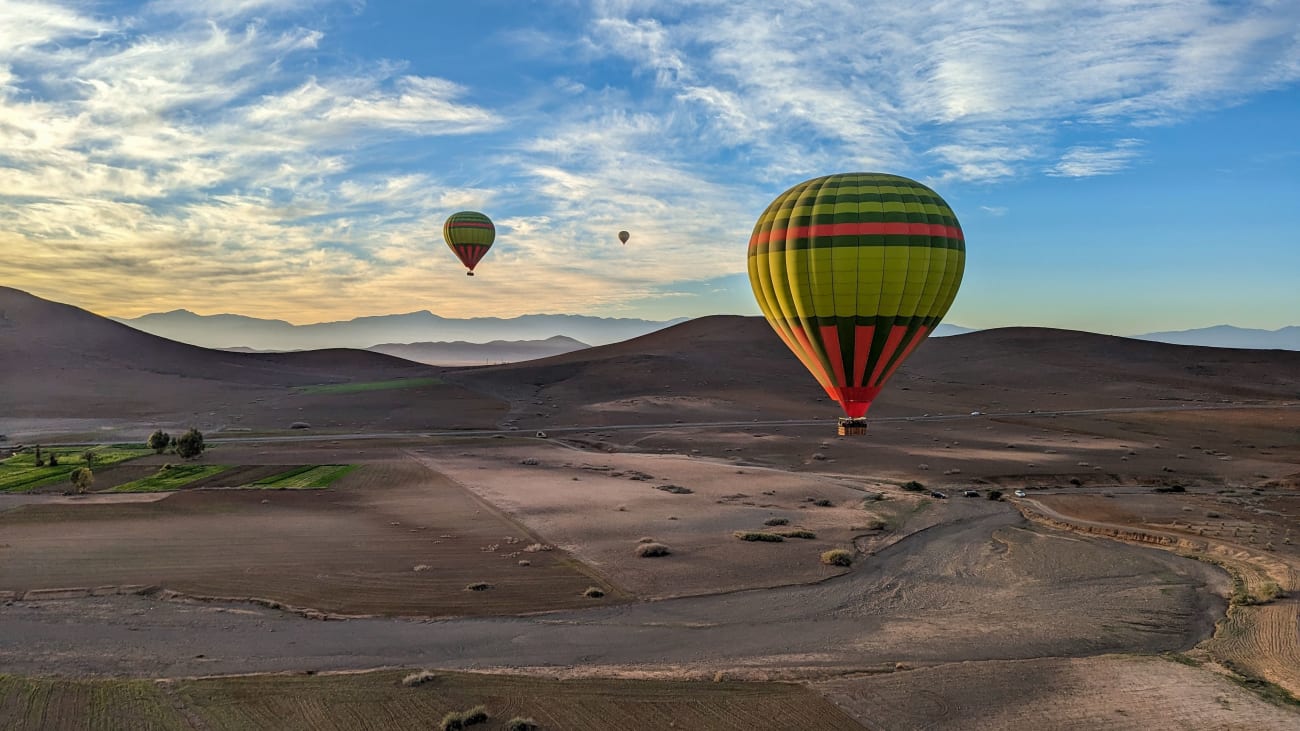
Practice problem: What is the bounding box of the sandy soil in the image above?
[0,490,1223,678]
[818,655,1300,730]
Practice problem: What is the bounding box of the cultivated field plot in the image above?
[0,459,621,616]
[252,464,358,488]
[0,446,151,493]
[0,675,184,731]
[816,655,1300,730]
[171,669,860,731]
[109,464,231,492]
[295,376,445,394]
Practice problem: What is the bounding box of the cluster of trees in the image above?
[148,428,205,460]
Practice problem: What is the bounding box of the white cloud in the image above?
[1047,139,1145,177]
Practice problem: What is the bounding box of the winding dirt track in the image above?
[0,499,1222,679]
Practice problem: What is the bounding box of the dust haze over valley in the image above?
[3,285,1300,730]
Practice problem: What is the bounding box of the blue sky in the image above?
[1,0,1298,334]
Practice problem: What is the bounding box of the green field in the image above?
[0,446,152,493]
[295,377,443,395]
[110,465,230,493]
[250,464,358,489]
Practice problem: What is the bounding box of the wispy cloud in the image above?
[1,1,1298,323]
[1047,139,1145,177]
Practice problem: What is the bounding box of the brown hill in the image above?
[0,287,504,438]
[448,315,1300,428]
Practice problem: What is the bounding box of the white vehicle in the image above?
[970,411,983,416]
[1014,489,1027,498]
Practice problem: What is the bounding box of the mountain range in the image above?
[112,309,688,351]
[1136,325,1300,351]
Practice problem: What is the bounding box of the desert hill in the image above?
[0,287,504,438]
[368,335,589,366]
[447,316,1300,427]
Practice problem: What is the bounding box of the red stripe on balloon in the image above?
[877,326,929,386]
[868,325,908,387]
[851,324,876,388]
[819,325,846,387]
[750,222,962,247]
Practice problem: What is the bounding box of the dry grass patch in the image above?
[635,542,671,557]
[821,549,854,566]
[402,671,437,688]
[763,517,790,526]
[733,531,783,542]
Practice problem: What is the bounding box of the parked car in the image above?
[930,490,948,499]
[1014,489,1027,498]
[970,411,983,416]
[963,490,979,497]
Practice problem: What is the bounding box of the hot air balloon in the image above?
[618,230,630,245]
[747,173,965,435]
[443,211,495,276]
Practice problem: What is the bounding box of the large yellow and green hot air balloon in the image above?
[747,173,965,433]
[443,211,495,276]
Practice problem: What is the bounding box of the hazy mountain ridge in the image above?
[113,309,687,350]
[368,336,589,366]
[1137,325,1300,350]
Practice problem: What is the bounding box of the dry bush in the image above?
[465,582,494,592]
[636,542,671,557]
[637,536,656,543]
[763,517,790,526]
[401,670,437,687]
[774,529,816,539]
[583,586,605,598]
[504,718,537,731]
[811,498,834,507]
[821,549,854,566]
[733,531,783,542]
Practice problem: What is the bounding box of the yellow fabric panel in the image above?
[913,245,951,319]
[831,245,859,317]
[877,247,912,318]
[806,245,836,318]
[897,245,931,318]
[855,245,885,317]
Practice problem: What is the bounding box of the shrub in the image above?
[440,708,489,731]
[401,670,437,687]
[654,484,693,494]
[465,582,494,591]
[901,480,925,492]
[856,518,888,531]
[174,428,205,460]
[70,467,94,494]
[147,430,171,454]
[81,450,97,467]
[635,542,671,557]
[1068,478,1082,486]
[1258,582,1286,603]
[811,498,833,507]
[504,719,538,731]
[763,517,790,526]
[47,452,59,466]
[733,531,783,542]
[583,586,605,598]
[637,536,655,543]
[986,490,1004,501]
[774,529,816,539]
[821,549,854,566]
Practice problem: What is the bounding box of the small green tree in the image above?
[47,451,59,466]
[174,428,205,460]
[33,445,43,467]
[70,467,94,494]
[147,430,171,454]
[81,450,96,468]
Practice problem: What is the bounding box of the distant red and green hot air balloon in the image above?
[747,173,965,434]
[443,211,495,276]
[618,230,630,245]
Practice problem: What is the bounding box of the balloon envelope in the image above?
[747,173,965,420]
[443,211,495,273]
[618,230,630,244]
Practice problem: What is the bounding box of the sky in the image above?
[1,0,1298,334]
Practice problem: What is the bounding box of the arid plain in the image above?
[2,285,1299,730]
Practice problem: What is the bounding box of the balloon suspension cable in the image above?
[837,417,869,436]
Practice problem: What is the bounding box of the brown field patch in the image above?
[173,669,859,731]
[817,655,1300,730]
[0,459,622,617]
[0,675,184,731]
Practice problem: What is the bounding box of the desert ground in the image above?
[2,287,1299,729]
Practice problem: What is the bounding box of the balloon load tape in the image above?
[837,417,869,436]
